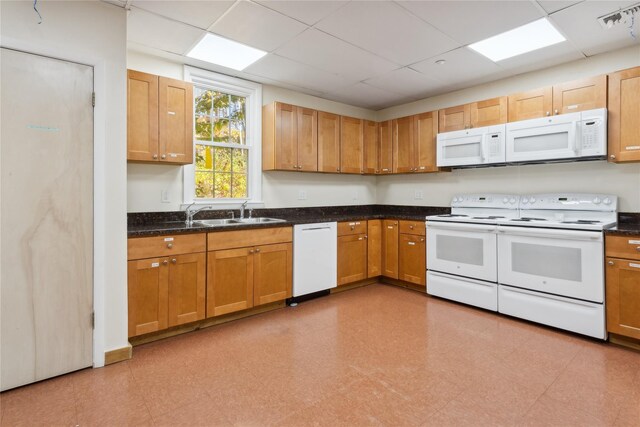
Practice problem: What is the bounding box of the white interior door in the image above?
[1,48,94,391]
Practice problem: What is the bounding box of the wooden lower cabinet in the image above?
[367,220,382,277]
[207,247,254,317]
[337,234,368,285]
[254,243,292,306]
[168,253,206,327]
[606,257,640,340]
[382,220,399,278]
[398,234,426,286]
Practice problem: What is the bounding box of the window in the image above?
[183,66,262,205]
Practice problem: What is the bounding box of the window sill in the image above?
[180,201,265,210]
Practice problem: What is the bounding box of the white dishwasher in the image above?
[293,222,337,297]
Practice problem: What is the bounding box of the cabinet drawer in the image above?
[606,235,640,261]
[399,220,426,236]
[208,227,292,251]
[337,220,367,236]
[128,234,206,260]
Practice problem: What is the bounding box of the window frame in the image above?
[183,66,263,207]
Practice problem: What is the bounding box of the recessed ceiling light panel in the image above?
[468,18,566,62]
[186,33,267,71]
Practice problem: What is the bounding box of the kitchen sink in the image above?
[230,217,286,224]
[193,218,238,226]
[194,217,286,227]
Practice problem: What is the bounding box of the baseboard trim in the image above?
[104,344,132,365]
[379,277,426,293]
[331,278,377,293]
[609,334,640,352]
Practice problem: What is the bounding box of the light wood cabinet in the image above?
[508,86,553,122]
[263,102,318,171]
[438,104,470,132]
[318,111,341,173]
[393,113,439,173]
[393,116,414,173]
[470,96,507,128]
[207,247,254,317]
[253,243,293,306]
[337,233,368,285]
[606,257,640,340]
[608,67,640,163]
[340,116,364,174]
[128,257,168,337]
[379,120,393,174]
[127,69,193,164]
[398,234,426,286]
[363,120,379,174]
[167,253,206,327]
[338,220,367,236]
[367,219,382,278]
[552,75,606,115]
[382,220,399,279]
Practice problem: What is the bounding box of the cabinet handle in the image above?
[364,235,368,239]
[161,154,166,159]
[610,155,616,160]
[420,238,425,242]
[171,258,177,264]
[249,249,254,254]
[636,247,640,252]
[546,111,550,116]
[153,154,158,159]
[554,109,559,115]
[255,248,260,253]
[375,169,379,173]
[608,261,614,266]
[162,260,168,265]
[350,225,355,230]
[167,243,173,249]
[298,165,302,170]
[409,225,414,229]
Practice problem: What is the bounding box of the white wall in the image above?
[127,50,377,211]
[1,1,128,363]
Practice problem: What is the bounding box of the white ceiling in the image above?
[119,0,640,110]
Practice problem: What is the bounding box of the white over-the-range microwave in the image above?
[436,108,607,167]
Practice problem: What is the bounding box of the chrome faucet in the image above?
[239,200,249,219]
[185,203,212,226]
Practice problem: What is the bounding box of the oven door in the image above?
[506,112,579,163]
[497,226,604,302]
[427,222,497,282]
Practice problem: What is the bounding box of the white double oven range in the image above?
[426,193,617,339]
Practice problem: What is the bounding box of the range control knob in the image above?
[503,197,509,204]
[593,197,601,204]
[509,197,516,204]
[603,197,612,205]
[522,198,529,204]
[529,197,536,204]
[453,197,459,203]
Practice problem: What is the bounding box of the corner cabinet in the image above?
[608,67,640,163]
[127,69,193,164]
[605,235,640,340]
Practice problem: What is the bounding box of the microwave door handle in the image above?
[573,121,580,153]
[480,133,488,162]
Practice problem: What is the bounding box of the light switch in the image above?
[161,189,170,203]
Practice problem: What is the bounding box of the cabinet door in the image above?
[608,67,640,163]
[207,248,254,317]
[297,107,318,171]
[552,75,606,115]
[340,116,364,174]
[438,104,470,132]
[167,253,206,327]
[158,76,193,164]
[379,120,393,174]
[127,70,158,162]
[382,220,399,279]
[414,111,438,173]
[606,258,640,339]
[470,96,507,127]
[254,243,292,306]
[392,116,414,173]
[367,219,382,278]
[128,258,168,337]
[318,111,341,172]
[399,234,426,286]
[508,87,553,122]
[274,102,298,170]
[363,120,379,174]
[337,234,368,285]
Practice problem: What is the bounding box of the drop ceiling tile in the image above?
[275,28,398,82]
[255,0,348,25]
[398,0,545,45]
[536,0,583,14]
[410,47,504,86]
[496,41,585,73]
[132,1,235,29]
[323,83,411,110]
[364,67,443,98]
[128,8,205,55]
[244,54,355,93]
[209,1,308,52]
[314,1,459,66]
[549,0,640,56]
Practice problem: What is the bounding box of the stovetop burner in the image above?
[510,217,547,222]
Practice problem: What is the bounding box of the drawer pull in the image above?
[166,243,173,249]
[608,261,614,266]
[171,258,177,264]
[409,225,414,229]
[162,260,168,265]
[255,248,261,253]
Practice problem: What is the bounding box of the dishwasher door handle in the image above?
[302,227,332,231]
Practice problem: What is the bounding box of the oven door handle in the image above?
[497,226,603,242]
[426,222,497,233]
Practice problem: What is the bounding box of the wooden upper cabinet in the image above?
[470,96,507,128]
[167,253,206,328]
[438,104,470,132]
[127,258,168,337]
[508,86,553,122]
[608,67,640,163]
[337,234,368,285]
[207,247,254,317]
[392,116,414,173]
[127,70,159,162]
[398,234,426,286]
[367,219,382,278]
[340,116,364,174]
[127,70,193,164]
[253,243,292,306]
[382,220,399,279]
[318,111,341,173]
[296,107,318,171]
[552,75,606,116]
[379,120,393,174]
[414,111,438,173]
[363,120,379,174]
[606,257,640,339]
[158,77,193,164]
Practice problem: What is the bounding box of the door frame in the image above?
[1,39,110,368]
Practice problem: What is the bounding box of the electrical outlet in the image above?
[414,190,424,200]
[298,190,307,200]
[161,189,170,203]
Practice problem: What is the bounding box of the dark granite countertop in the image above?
[605,213,640,236]
[128,205,450,237]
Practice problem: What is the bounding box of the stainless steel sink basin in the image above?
[193,218,238,226]
[230,217,286,224]
[194,217,286,227]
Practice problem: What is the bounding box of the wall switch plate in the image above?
[414,190,424,200]
[298,190,307,200]
[161,189,170,203]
